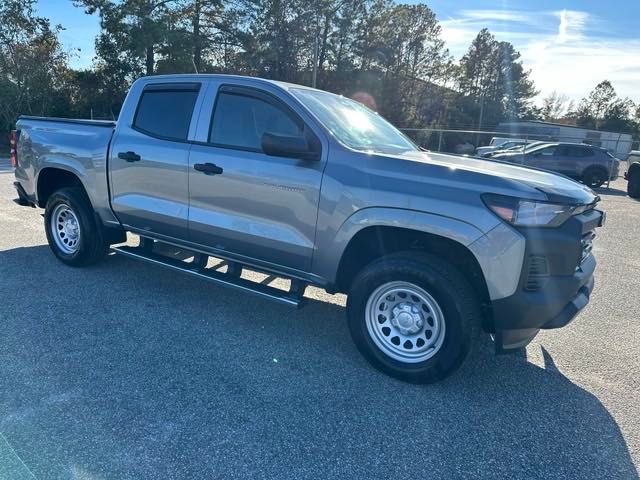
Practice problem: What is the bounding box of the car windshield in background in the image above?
[523,141,548,150]
[292,88,418,154]
[503,141,548,152]
[525,143,557,154]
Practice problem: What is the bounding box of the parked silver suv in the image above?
[492,142,620,188]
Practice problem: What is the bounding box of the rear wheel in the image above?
[582,167,607,189]
[44,187,109,267]
[627,169,640,198]
[347,252,481,383]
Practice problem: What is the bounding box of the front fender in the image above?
[313,207,489,285]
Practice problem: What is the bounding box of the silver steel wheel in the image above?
[50,203,81,254]
[365,281,446,363]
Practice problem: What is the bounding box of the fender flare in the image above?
[315,207,489,286]
[36,161,89,204]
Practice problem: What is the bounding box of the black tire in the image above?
[346,252,481,384]
[582,166,607,189]
[44,187,109,267]
[627,169,640,198]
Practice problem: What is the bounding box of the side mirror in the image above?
[261,132,319,161]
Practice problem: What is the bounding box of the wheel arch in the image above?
[326,208,492,312]
[37,167,126,245]
[583,163,609,177]
[36,167,88,208]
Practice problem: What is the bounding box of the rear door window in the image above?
[133,85,200,141]
[576,147,593,157]
[536,146,556,156]
[557,146,592,158]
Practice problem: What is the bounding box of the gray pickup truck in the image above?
[12,74,605,383]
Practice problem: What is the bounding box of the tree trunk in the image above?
[318,13,331,72]
[193,0,202,72]
[146,45,154,75]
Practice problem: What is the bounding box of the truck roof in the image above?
[138,73,316,92]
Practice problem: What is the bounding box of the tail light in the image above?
[9,130,17,167]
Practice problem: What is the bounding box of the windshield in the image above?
[291,88,419,154]
[523,141,547,151]
[526,143,557,154]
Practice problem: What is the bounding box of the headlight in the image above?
[482,194,579,227]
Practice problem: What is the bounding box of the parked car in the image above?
[492,142,620,188]
[476,138,527,157]
[484,141,549,158]
[625,150,640,198]
[454,141,475,155]
[12,74,604,383]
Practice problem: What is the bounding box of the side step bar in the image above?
[111,245,305,308]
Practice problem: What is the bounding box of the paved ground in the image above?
[1,157,638,479]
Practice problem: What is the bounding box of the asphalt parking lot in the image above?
[1,157,639,479]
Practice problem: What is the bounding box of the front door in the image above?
[110,82,202,239]
[525,145,559,172]
[187,85,325,272]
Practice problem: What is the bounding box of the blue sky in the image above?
[37,0,640,104]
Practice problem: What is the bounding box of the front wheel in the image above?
[44,187,109,267]
[582,167,607,189]
[347,252,481,383]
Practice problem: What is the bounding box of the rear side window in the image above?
[571,147,593,157]
[537,146,556,156]
[557,146,592,157]
[209,91,302,151]
[133,86,200,141]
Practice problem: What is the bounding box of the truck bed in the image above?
[14,115,118,226]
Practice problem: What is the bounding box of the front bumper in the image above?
[491,209,603,352]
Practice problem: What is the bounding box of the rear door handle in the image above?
[194,163,223,175]
[118,151,141,162]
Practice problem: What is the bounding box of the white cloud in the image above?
[556,10,588,43]
[439,9,640,104]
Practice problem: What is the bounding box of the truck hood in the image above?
[389,150,598,205]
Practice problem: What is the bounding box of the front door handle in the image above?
[194,163,223,175]
[118,151,141,162]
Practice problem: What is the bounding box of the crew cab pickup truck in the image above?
[12,74,605,383]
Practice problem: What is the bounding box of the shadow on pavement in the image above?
[594,186,629,197]
[0,245,637,479]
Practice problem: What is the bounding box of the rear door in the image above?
[187,83,326,272]
[556,145,594,177]
[109,82,203,239]
[524,145,558,171]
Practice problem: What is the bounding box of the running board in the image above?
[111,245,304,308]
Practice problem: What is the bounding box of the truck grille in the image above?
[524,255,549,291]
